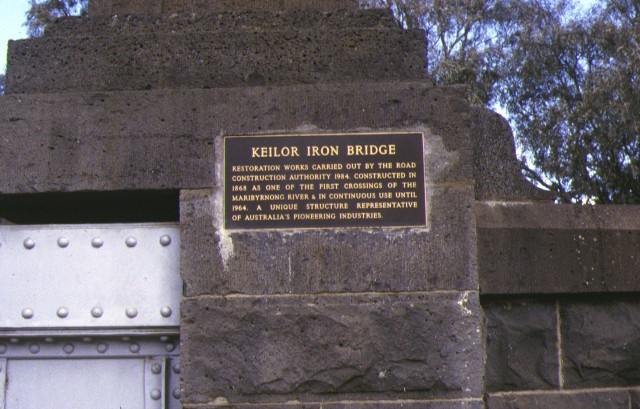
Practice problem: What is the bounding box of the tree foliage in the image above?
[361,0,506,105]
[362,0,640,203]
[498,0,640,203]
[25,0,87,37]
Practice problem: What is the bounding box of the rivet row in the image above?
[15,306,174,319]
[0,339,176,355]
[21,235,173,250]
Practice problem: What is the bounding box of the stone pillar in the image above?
[0,1,523,408]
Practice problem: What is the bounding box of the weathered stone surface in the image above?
[477,202,640,294]
[471,108,551,202]
[6,28,425,93]
[90,0,358,15]
[183,400,485,409]
[486,391,630,409]
[484,300,559,392]
[629,388,640,409]
[180,185,476,296]
[562,299,640,388]
[0,82,477,194]
[47,10,396,37]
[179,189,223,293]
[180,292,484,404]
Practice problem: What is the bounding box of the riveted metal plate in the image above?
[0,224,181,330]
[145,357,167,409]
[168,356,182,409]
[0,336,181,408]
[5,359,145,409]
[0,335,180,359]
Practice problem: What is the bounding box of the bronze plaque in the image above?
[224,133,426,230]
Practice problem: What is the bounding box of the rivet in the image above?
[44,337,55,343]
[122,336,131,342]
[165,342,176,352]
[125,236,137,248]
[82,337,93,343]
[22,308,34,319]
[91,306,103,318]
[172,388,181,399]
[125,308,138,318]
[91,238,104,248]
[63,343,75,354]
[23,238,35,249]
[29,343,40,354]
[129,343,140,353]
[172,362,180,374]
[57,307,69,318]
[159,235,172,246]
[0,344,7,354]
[150,389,162,401]
[160,306,172,318]
[9,338,20,344]
[57,237,69,248]
[159,336,169,342]
[96,343,109,354]
[151,363,162,374]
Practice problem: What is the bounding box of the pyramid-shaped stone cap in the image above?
[6,5,425,93]
[90,0,358,15]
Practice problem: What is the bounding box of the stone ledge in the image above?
[46,9,397,37]
[486,389,632,409]
[0,82,476,194]
[477,202,640,294]
[90,0,359,16]
[180,292,483,404]
[182,400,484,409]
[6,28,425,93]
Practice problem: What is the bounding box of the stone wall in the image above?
[479,203,640,408]
[1,1,489,408]
[2,1,639,408]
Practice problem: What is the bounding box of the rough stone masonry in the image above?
[1,1,491,407]
[5,0,640,408]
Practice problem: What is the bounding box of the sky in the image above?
[0,0,598,76]
[0,1,29,73]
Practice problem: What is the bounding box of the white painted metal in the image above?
[0,223,182,409]
[168,357,182,409]
[145,357,167,409]
[0,224,181,329]
[0,336,179,359]
[5,359,145,409]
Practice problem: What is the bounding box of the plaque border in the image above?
[223,131,427,231]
